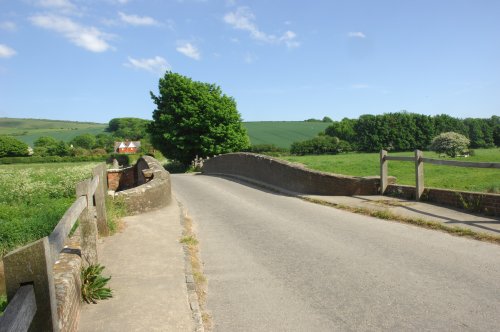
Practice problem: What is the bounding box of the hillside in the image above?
[243,121,330,148]
[0,118,107,146]
[0,118,330,148]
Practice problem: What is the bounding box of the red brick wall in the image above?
[386,184,500,216]
[107,166,136,191]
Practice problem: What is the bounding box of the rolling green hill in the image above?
[0,118,329,149]
[243,121,330,148]
[0,118,107,146]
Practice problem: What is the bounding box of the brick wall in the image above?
[107,166,136,191]
[386,184,500,216]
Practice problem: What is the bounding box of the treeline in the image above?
[319,113,499,153]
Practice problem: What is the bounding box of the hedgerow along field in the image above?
[282,148,500,193]
[0,117,107,146]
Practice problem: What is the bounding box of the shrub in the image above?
[290,136,351,155]
[430,132,470,157]
[248,144,288,153]
[0,136,29,158]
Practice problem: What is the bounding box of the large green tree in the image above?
[0,136,29,157]
[148,72,250,164]
[106,117,151,140]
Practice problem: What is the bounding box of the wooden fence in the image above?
[380,150,500,200]
[0,163,108,332]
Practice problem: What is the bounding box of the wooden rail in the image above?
[380,150,500,200]
[0,285,36,332]
[1,163,108,332]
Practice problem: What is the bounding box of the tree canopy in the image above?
[106,117,150,140]
[148,72,250,164]
[322,113,498,152]
[0,136,29,157]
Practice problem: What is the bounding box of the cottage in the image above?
[114,141,141,154]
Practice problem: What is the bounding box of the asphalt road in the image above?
[172,174,500,332]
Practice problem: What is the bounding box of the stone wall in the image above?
[113,156,172,214]
[53,236,82,332]
[386,184,500,216]
[202,153,393,195]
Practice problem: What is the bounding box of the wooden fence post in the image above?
[77,179,98,266]
[380,150,388,195]
[92,163,109,236]
[3,237,59,331]
[415,149,424,200]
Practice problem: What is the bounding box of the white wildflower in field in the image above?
[0,163,99,203]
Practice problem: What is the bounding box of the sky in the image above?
[0,0,499,124]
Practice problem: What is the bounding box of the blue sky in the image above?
[0,0,499,123]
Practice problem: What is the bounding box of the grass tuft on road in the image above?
[180,212,212,331]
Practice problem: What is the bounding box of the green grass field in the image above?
[282,149,500,193]
[0,118,107,146]
[243,121,331,148]
[0,162,98,258]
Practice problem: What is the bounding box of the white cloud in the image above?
[244,52,257,64]
[224,7,299,48]
[0,21,17,31]
[118,12,160,26]
[0,44,17,58]
[348,31,366,38]
[38,0,76,12]
[29,14,113,52]
[280,30,300,48]
[176,42,201,60]
[125,56,170,74]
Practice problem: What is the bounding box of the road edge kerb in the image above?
[177,200,205,332]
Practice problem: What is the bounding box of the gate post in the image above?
[415,149,424,200]
[380,150,388,194]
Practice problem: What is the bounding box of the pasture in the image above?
[243,121,330,148]
[0,117,107,146]
[282,149,500,193]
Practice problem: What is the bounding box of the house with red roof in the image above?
[114,141,141,154]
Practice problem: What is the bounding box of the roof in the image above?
[114,141,141,150]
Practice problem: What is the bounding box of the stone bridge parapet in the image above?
[202,152,393,195]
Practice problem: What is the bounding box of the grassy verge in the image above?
[302,197,500,245]
[282,148,500,193]
[105,196,127,235]
[180,212,212,331]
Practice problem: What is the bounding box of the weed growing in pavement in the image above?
[81,264,113,304]
[180,235,199,246]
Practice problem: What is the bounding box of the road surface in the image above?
[172,174,500,331]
